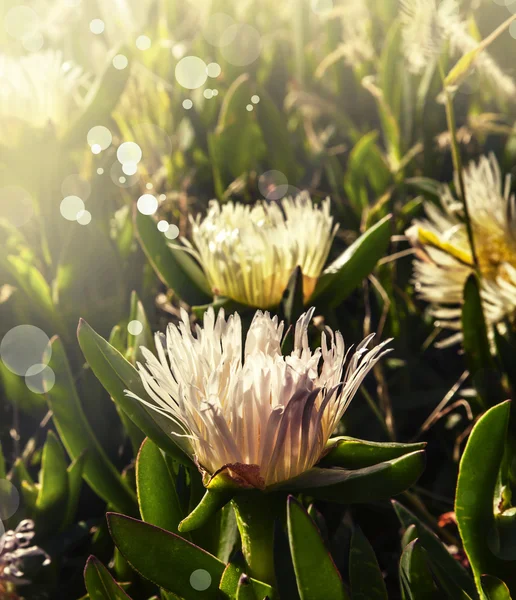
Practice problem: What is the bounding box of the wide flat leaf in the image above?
[107,513,226,600]
[349,528,387,600]
[275,451,425,503]
[77,319,193,466]
[321,437,426,469]
[136,438,186,535]
[46,336,137,515]
[35,431,69,534]
[312,215,392,307]
[84,555,133,600]
[455,401,514,594]
[135,211,211,306]
[287,496,349,600]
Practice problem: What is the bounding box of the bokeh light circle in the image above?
[311,0,334,14]
[136,35,151,50]
[183,99,193,110]
[25,364,56,394]
[0,325,51,376]
[137,194,158,215]
[117,142,142,165]
[113,54,129,70]
[90,18,105,34]
[220,24,262,66]
[202,12,235,47]
[110,162,140,188]
[0,480,19,520]
[127,320,143,335]
[87,126,112,151]
[4,6,39,40]
[258,170,289,200]
[22,32,44,52]
[206,62,221,78]
[0,185,34,228]
[165,224,180,240]
[60,196,85,221]
[190,569,212,591]
[77,210,92,225]
[122,162,138,176]
[157,220,169,232]
[175,56,208,89]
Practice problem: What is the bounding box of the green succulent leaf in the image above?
[179,488,233,534]
[107,513,226,600]
[46,336,137,515]
[481,575,512,600]
[84,555,133,600]
[399,539,440,599]
[321,437,426,469]
[136,438,187,536]
[456,400,514,595]
[135,211,211,306]
[287,496,349,600]
[349,528,388,600]
[77,319,193,466]
[312,215,392,307]
[62,451,86,530]
[126,291,154,364]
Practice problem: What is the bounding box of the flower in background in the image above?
[126,307,390,488]
[400,0,516,100]
[0,520,50,592]
[407,154,516,343]
[187,193,338,308]
[0,50,90,135]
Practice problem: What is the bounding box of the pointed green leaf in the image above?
[312,215,392,307]
[237,575,258,600]
[456,401,515,594]
[481,575,512,600]
[126,291,154,364]
[399,539,440,599]
[135,211,211,306]
[321,437,426,469]
[46,336,137,515]
[84,555,133,600]
[350,528,388,600]
[77,319,193,466]
[136,438,186,535]
[107,513,226,600]
[62,451,86,530]
[287,496,349,600]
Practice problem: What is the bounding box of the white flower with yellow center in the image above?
[187,194,338,309]
[126,308,390,488]
[407,154,516,341]
[0,50,89,134]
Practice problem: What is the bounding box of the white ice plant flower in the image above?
[126,308,390,489]
[407,154,516,343]
[0,520,50,590]
[0,50,90,134]
[187,193,338,309]
[400,0,516,100]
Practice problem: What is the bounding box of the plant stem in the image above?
[231,492,284,587]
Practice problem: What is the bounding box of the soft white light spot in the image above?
[25,364,55,394]
[0,185,33,228]
[258,170,289,200]
[159,194,167,201]
[136,35,151,50]
[204,89,214,99]
[60,195,85,221]
[311,0,334,14]
[122,162,138,176]
[91,144,102,154]
[119,176,126,184]
[22,32,44,52]
[182,99,193,110]
[128,320,143,336]
[146,182,153,190]
[246,104,253,111]
[175,56,208,89]
[190,569,212,591]
[77,209,92,225]
[87,125,112,151]
[202,12,235,47]
[0,480,20,521]
[4,6,39,40]
[117,142,142,165]
[165,224,179,239]
[220,24,261,66]
[157,220,169,232]
[0,325,51,376]
[206,62,221,78]
[251,95,260,104]
[90,18,105,34]
[97,168,104,175]
[113,54,128,70]
[172,43,186,59]
[137,194,158,215]
[212,89,219,96]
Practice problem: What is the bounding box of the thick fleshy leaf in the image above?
[126,291,154,364]
[46,336,137,515]
[107,513,226,600]
[179,489,233,533]
[236,575,258,600]
[456,400,514,594]
[0,361,47,417]
[84,555,133,600]
[77,319,193,466]
[392,501,476,599]
[135,211,211,306]
[461,274,503,407]
[219,563,275,600]
[399,539,440,599]
[136,438,186,536]
[34,431,69,534]
[62,451,86,530]
[349,528,387,600]
[481,575,512,600]
[287,496,349,600]
[312,215,392,307]
[321,437,426,469]
[275,451,425,503]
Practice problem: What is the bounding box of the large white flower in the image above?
[187,194,338,309]
[126,308,389,488]
[407,154,516,339]
[0,50,89,133]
